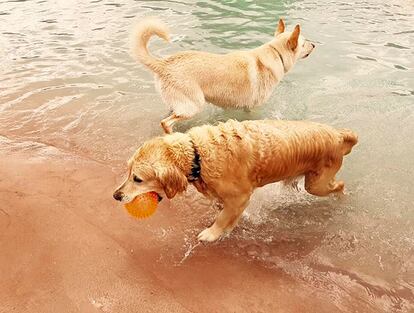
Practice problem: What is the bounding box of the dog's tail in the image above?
[339,129,358,155]
[131,17,170,74]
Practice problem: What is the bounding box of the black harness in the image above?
[187,140,201,182]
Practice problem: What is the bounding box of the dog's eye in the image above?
[133,175,143,183]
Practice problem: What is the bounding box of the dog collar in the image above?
[270,45,287,73]
[188,140,201,182]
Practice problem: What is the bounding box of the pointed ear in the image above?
[275,18,285,36]
[156,166,188,199]
[288,25,300,50]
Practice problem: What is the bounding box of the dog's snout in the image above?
[113,190,124,201]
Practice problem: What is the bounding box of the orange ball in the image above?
[124,192,160,219]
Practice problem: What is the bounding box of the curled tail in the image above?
[131,17,170,74]
[339,129,358,155]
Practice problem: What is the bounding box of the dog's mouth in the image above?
[123,192,163,204]
[155,193,163,202]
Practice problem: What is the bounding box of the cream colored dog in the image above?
[132,18,315,133]
[113,120,357,242]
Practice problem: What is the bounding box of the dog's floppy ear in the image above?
[275,18,285,36]
[287,25,300,50]
[156,166,188,199]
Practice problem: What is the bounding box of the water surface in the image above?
[0,0,413,312]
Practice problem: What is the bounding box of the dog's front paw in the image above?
[160,121,173,134]
[197,226,223,242]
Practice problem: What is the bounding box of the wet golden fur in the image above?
[131,18,315,133]
[113,120,358,242]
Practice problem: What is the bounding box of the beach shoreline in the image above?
[0,136,354,313]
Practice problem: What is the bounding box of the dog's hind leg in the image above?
[304,159,344,196]
[159,82,205,133]
[160,94,204,134]
[160,113,184,134]
[160,106,202,134]
[198,195,250,242]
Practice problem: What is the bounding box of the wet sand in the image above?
[0,136,350,313]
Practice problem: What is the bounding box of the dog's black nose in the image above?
[311,43,315,48]
[113,190,124,201]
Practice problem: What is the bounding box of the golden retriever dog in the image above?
[132,18,315,133]
[113,119,358,242]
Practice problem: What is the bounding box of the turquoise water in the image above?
[0,0,413,312]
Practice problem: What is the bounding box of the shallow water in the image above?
[1,0,413,312]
